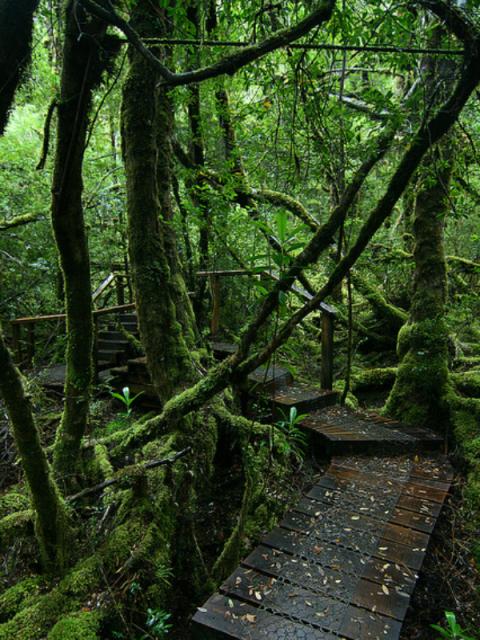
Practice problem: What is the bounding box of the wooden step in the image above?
[247,364,294,394]
[210,341,237,360]
[267,382,339,418]
[97,330,127,341]
[97,338,129,350]
[301,406,442,454]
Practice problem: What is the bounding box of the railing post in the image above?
[11,323,21,364]
[93,315,99,384]
[27,323,35,369]
[115,274,125,306]
[320,306,335,390]
[210,274,221,338]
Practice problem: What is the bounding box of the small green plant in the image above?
[275,406,309,462]
[142,608,172,638]
[431,611,476,640]
[110,386,143,417]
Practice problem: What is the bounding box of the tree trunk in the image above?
[0,0,39,134]
[52,1,117,479]
[385,142,453,428]
[0,331,68,572]
[121,3,198,403]
[385,23,455,430]
[0,0,67,574]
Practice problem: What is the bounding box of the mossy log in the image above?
[351,367,397,391]
[0,212,43,231]
[351,271,408,331]
[452,371,480,398]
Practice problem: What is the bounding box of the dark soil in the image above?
[400,473,480,639]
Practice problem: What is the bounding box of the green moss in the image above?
[0,509,32,550]
[47,610,101,640]
[452,371,480,397]
[0,577,44,622]
[0,489,30,519]
[351,367,397,391]
[385,319,450,428]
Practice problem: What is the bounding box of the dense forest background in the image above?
[0,0,479,638]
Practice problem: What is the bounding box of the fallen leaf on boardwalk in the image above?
[245,614,257,623]
[382,585,390,595]
[254,591,262,601]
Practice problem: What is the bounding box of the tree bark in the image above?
[52,1,118,478]
[0,331,68,572]
[0,0,39,134]
[121,3,198,403]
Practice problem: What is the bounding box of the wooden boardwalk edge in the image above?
[192,454,452,640]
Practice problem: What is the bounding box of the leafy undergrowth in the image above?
[400,475,480,639]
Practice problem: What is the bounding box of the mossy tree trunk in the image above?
[385,23,456,430]
[121,2,198,403]
[0,0,39,134]
[0,0,68,575]
[385,144,453,428]
[52,2,117,479]
[0,332,68,572]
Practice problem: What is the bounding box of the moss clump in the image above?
[385,318,450,428]
[0,509,32,550]
[47,610,101,640]
[351,367,397,391]
[452,371,480,398]
[0,577,44,622]
[451,398,480,563]
[0,489,30,519]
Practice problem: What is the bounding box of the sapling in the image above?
[110,386,143,417]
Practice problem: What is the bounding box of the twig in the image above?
[68,447,192,502]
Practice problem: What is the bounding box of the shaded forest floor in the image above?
[1,373,479,638]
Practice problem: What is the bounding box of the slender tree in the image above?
[0,0,68,573]
[52,1,119,479]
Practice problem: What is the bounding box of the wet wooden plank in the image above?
[319,470,449,504]
[221,567,402,640]
[192,593,336,639]
[293,497,431,545]
[262,527,417,595]
[279,512,427,571]
[242,545,410,621]
[303,486,435,533]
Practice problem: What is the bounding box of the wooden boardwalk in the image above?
[300,406,443,453]
[193,454,452,639]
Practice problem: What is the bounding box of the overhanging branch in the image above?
[78,0,335,86]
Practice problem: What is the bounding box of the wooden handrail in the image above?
[92,273,115,303]
[11,302,136,326]
[198,268,336,390]
[196,268,337,316]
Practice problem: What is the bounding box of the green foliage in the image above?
[431,611,476,640]
[275,406,308,463]
[143,609,173,638]
[110,386,143,417]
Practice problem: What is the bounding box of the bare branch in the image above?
[78,0,335,86]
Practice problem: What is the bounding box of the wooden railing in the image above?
[10,302,135,368]
[197,269,337,390]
